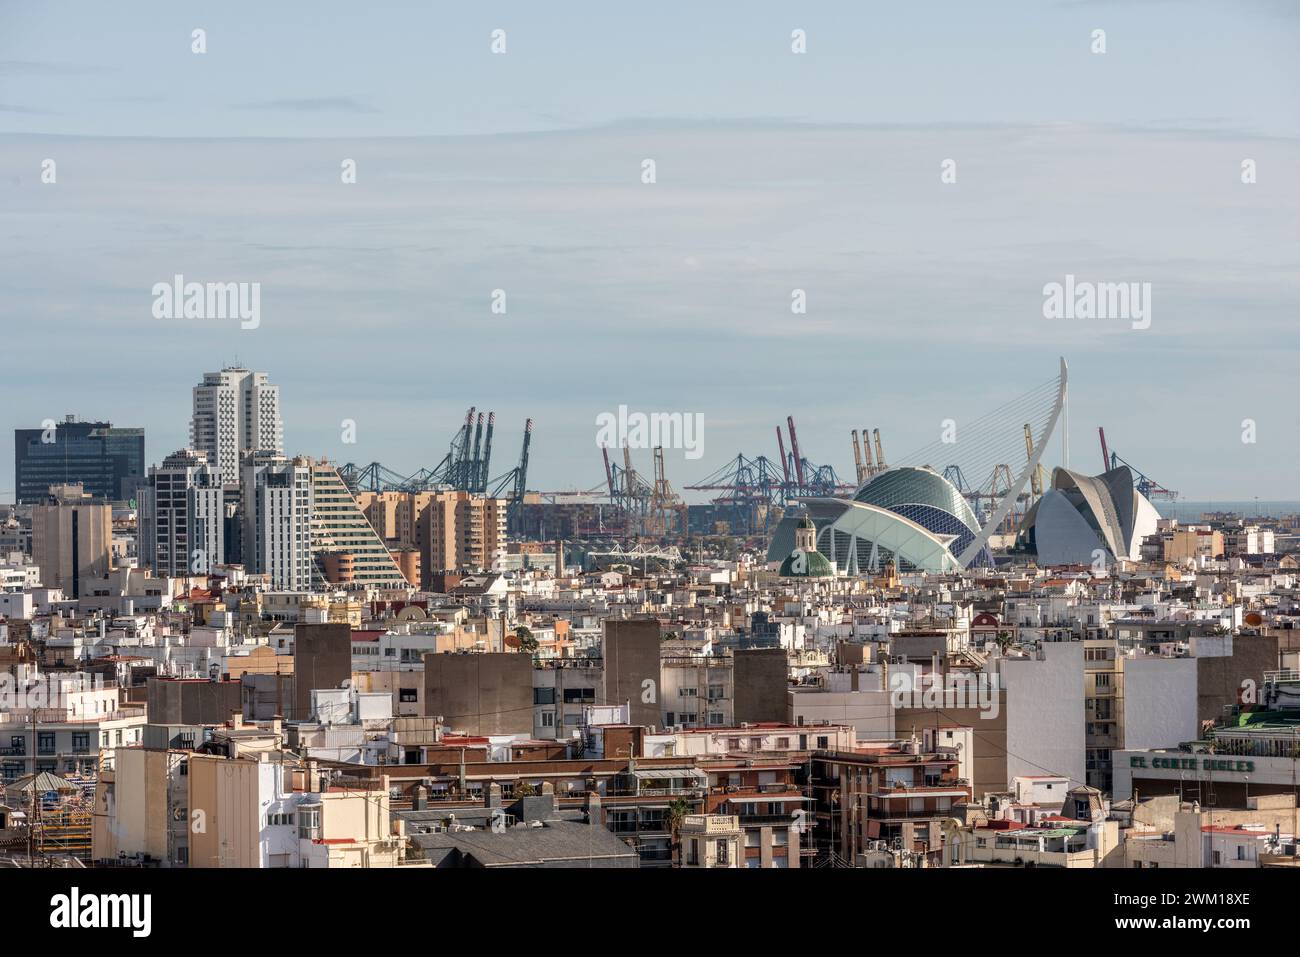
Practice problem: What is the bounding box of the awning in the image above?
[631,768,708,783]
[722,793,807,803]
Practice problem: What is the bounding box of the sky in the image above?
[1,0,1298,502]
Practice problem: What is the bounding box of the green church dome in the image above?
[779,546,835,578]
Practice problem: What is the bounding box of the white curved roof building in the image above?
[1017,465,1160,565]
[767,466,982,574]
[765,358,1071,575]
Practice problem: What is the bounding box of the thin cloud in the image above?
[0,59,111,76]
[234,96,380,115]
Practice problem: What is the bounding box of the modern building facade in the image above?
[14,415,144,504]
[190,367,283,486]
[309,461,407,590]
[241,452,313,591]
[138,449,225,577]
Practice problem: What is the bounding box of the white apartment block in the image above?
[139,448,225,577]
[190,367,284,485]
[0,673,147,781]
[1225,526,1275,556]
[242,452,314,592]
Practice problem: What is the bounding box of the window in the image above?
[708,684,725,701]
[562,687,594,704]
[816,736,829,749]
[540,711,555,728]
[72,733,90,754]
[9,736,23,756]
[399,688,418,703]
[38,732,55,755]
[678,687,697,698]
[297,806,321,840]
[716,840,729,865]
[534,687,556,705]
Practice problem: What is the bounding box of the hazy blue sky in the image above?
[2,0,1298,501]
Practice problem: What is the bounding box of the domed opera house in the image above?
[1015,465,1160,566]
[767,466,986,575]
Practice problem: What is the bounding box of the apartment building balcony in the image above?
[633,786,707,798]
[606,815,671,836]
[870,809,958,824]
[737,812,798,826]
[0,706,146,727]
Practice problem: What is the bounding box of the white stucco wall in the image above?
[1001,642,1086,789]
[1122,655,1199,751]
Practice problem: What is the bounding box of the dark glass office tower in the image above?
[14,415,145,503]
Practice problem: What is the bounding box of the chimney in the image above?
[413,785,428,811]
[486,782,503,809]
[585,790,602,826]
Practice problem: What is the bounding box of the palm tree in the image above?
[666,797,692,866]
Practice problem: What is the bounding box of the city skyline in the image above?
[3,2,1299,500]
[2,0,1299,903]
[1,355,1295,506]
